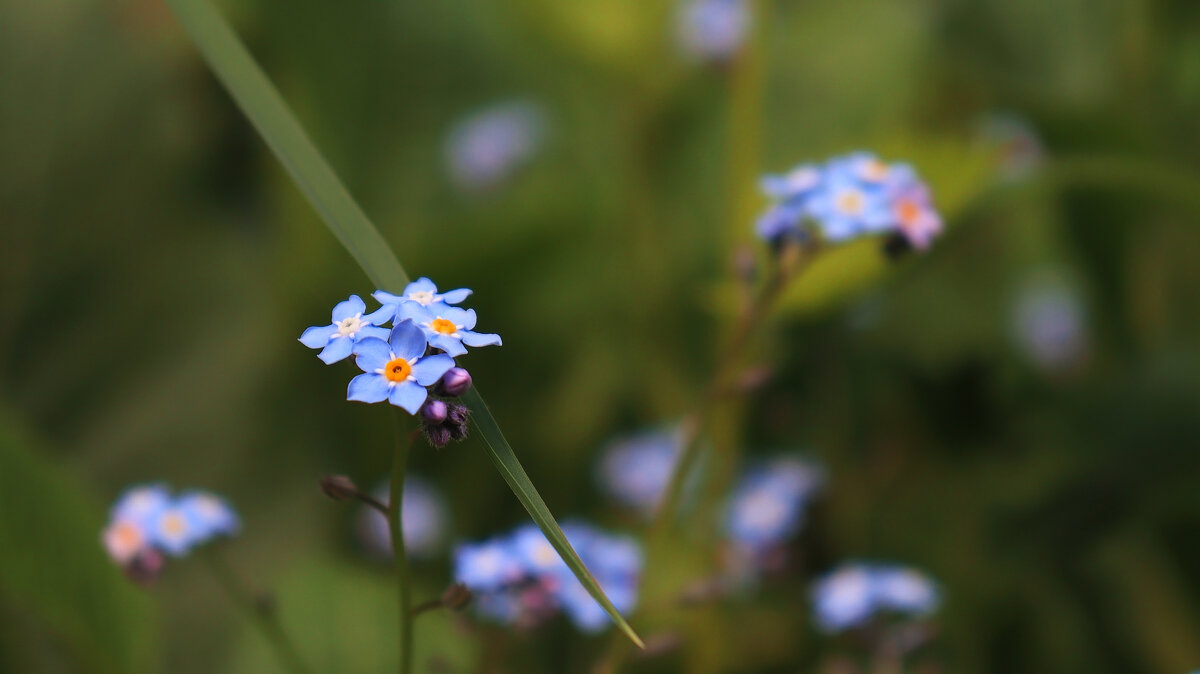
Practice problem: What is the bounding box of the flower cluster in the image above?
[723,457,824,572]
[300,278,500,444]
[357,476,448,560]
[677,0,749,63]
[756,151,943,252]
[810,562,939,633]
[596,428,683,518]
[454,522,642,633]
[445,101,545,192]
[101,484,239,582]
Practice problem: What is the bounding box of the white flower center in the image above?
[336,314,366,337]
[408,290,436,306]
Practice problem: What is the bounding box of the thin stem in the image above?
[389,412,414,674]
[202,549,313,674]
[410,598,444,617]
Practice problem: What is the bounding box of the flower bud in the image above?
[124,548,166,586]
[440,582,473,612]
[421,399,448,424]
[437,367,472,397]
[424,424,453,449]
[882,232,912,260]
[319,475,360,502]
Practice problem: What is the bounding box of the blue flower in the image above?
[725,457,824,554]
[445,101,545,192]
[396,303,501,358]
[756,151,943,250]
[347,321,455,414]
[177,491,240,539]
[111,484,171,528]
[1011,275,1088,372]
[596,429,682,517]
[147,502,208,557]
[811,562,939,633]
[677,0,749,62]
[299,295,391,364]
[358,477,447,559]
[372,277,473,315]
[455,538,524,592]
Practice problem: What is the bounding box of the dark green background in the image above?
[4,0,1200,671]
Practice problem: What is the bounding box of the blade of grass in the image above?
[162,0,643,648]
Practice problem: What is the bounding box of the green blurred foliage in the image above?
[4,0,1200,671]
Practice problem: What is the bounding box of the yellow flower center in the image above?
[836,190,864,215]
[430,318,458,335]
[384,358,413,383]
[161,513,187,537]
[896,199,921,225]
[114,521,142,548]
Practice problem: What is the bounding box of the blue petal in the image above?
[430,335,467,357]
[412,354,455,386]
[389,320,428,360]
[355,325,391,342]
[353,338,392,372]
[460,331,502,348]
[397,302,433,324]
[348,373,390,403]
[373,290,404,305]
[299,324,337,349]
[332,295,366,321]
[318,336,354,364]
[389,381,428,414]
[439,288,472,305]
[404,277,437,295]
[440,306,477,330]
[363,305,396,325]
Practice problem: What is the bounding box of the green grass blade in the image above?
[162,0,644,647]
[463,388,646,648]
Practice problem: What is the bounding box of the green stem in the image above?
[203,550,313,674]
[389,413,414,674]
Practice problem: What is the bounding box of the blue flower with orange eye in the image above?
[177,491,240,539]
[396,303,501,357]
[299,295,392,364]
[347,320,455,414]
[373,277,473,316]
[806,169,892,241]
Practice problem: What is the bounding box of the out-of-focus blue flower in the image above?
[725,457,824,555]
[103,485,241,569]
[454,522,642,633]
[396,303,502,358]
[756,151,942,251]
[677,0,749,62]
[372,277,472,315]
[347,321,455,414]
[455,538,524,592]
[596,429,682,517]
[358,476,448,559]
[177,491,240,539]
[299,295,392,364]
[445,101,545,192]
[1011,276,1088,372]
[811,562,939,633]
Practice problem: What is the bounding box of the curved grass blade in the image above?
[161,0,644,647]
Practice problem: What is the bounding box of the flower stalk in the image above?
[389,412,415,674]
[202,549,312,674]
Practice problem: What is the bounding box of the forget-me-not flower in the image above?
[373,277,472,314]
[176,491,240,539]
[102,485,240,573]
[455,538,524,592]
[299,295,391,364]
[347,321,456,414]
[396,303,502,358]
[445,101,545,192]
[811,562,939,633]
[1011,275,1088,372]
[725,456,824,555]
[677,0,749,62]
[596,428,683,517]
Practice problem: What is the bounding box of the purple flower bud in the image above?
[438,367,472,397]
[421,399,449,425]
[319,475,360,502]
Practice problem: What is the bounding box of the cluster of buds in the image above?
[299,277,501,448]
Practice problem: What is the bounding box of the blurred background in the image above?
[4,0,1200,672]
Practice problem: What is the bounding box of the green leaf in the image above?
[0,406,153,673]
[161,0,643,648]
